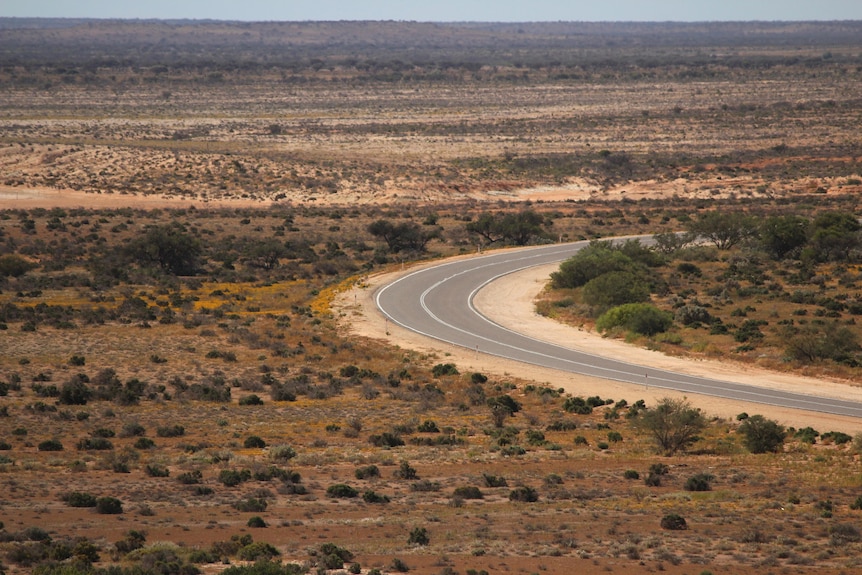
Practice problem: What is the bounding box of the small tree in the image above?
[635,397,706,455]
[738,415,786,453]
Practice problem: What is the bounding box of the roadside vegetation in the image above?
[540,204,862,380]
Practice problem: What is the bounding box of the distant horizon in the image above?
[3,0,862,24]
[3,16,862,24]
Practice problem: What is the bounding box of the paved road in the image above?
[375,240,862,418]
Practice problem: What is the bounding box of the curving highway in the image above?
[375,240,862,418]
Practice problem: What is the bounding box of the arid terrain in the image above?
[1,18,862,575]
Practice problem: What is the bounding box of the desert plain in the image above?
[1,18,862,575]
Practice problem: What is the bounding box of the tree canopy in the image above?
[126,223,202,275]
[687,211,757,250]
[466,210,550,246]
[738,414,786,453]
[635,397,706,455]
[368,219,440,253]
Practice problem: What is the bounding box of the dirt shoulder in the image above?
[337,256,862,433]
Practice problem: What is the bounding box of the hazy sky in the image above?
[3,0,862,22]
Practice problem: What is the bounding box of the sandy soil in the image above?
[337,254,862,433]
[0,186,271,210]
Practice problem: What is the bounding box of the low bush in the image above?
[453,486,484,499]
[134,437,156,449]
[77,437,113,450]
[156,425,185,438]
[370,432,405,447]
[326,484,359,498]
[431,363,459,377]
[244,435,267,448]
[120,422,146,437]
[247,516,267,528]
[63,491,97,507]
[237,542,280,561]
[38,439,63,451]
[362,490,390,503]
[146,464,170,477]
[596,303,673,336]
[269,444,297,461]
[177,470,203,484]
[407,527,430,546]
[394,461,418,480]
[234,498,268,512]
[660,514,687,530]
[684,473,715,492]
[95,496,123,514]
[219,469,252,487]
[509,486,539,502]
[482,473,507,487]
[239,394,264,406]
[355,464,380,480]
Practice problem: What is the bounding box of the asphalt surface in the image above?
[375,240,862,418]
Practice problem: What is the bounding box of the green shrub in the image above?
[269,444,297,461]
[177,470,202,484]
[453,486,484,499]
[563,396,592,414]
[608,431,623,442]
[431,363,459,377]
[624,470,640,480]
[583,270,650,310]
[219,468,252,487]
[234,498,268,512]
[739,415,787,453]
[821,431,853,445]
[362,490,390,503]
[684,473,714,492]
[120,422,146,437]
[327,484,358,498]
[394,461,418,480]
[244,436,267,448]
[407,527,429,546]
[390,557,410,572]
[355,465,380,480]
[410,480,441,492]
[63,491,97,507]
[146,464,170,477]
[134,437,156,449]
[239,394,264,406]
[482,473,507,487]
[156,425,185,438]
[38,439,63,451]
[660,514,687,530]
[417,420,440,433]
[77,437,113,450]
[509,486,539,502]
[95,496,123,514]
[369,432,404,447]
[596,303,673,336]
[247,516,267,528]
[237,542,280,561]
